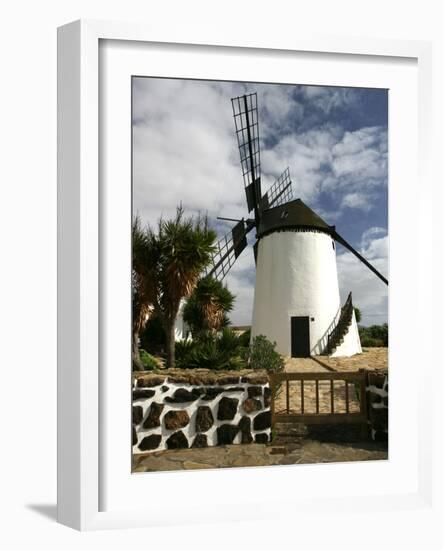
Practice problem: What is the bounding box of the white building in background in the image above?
[142,300,191,342]
[174,300,191,341]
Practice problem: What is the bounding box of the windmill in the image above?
[205,93,388,358]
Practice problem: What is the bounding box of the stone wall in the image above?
[366,369,388,441]
[132,370,271,453]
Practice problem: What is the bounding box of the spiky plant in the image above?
[132,216,158,370]
[149,207,216,368]
[183,276,235,337]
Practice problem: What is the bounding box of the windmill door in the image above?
[291,316,310,358]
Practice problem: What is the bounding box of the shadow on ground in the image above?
[26,504,57,522]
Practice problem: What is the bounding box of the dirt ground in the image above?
[302,347,388,373]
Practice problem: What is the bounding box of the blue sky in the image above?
[133,78,388,326]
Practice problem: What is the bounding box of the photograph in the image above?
[131,77,389,473]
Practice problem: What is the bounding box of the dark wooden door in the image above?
[291,316,310,358]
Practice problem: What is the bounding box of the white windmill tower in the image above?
[205,93,388,358]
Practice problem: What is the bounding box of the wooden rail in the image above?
[270,369,368,436]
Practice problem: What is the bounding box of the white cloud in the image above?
[301,86,360,115]
[341,192,372,211]
[337,227,388,326]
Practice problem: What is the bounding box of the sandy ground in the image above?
[307,347,388,372]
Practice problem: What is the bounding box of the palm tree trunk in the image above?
[132,329,144,371]
[165,320,176,369]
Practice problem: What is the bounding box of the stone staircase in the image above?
[326,292,354,355]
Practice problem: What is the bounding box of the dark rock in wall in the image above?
[238,416,252,444]
[263,387,271,407]
[255,433,269,444]
[138,433,162,451]
[238,416,251,431]
[247,386,263,398]
[373,430,388,443]
[253,411,271,431]
[241,375,268,384]
[142,402,164,429]
[217,396,239,420]
[217,424,239,445]
[165,388,199,403]
[243,398,262,413]
[217,376,241,385]
[190,387,205,396]
[368,393,385,409]
[137,376,165,388]
[133,389,155,401]
[369,408,388,431]
[195,406,214,432]
[192,433,208,448]
[132,424,138,446]
[201,387,224,401]
[161,385,169,392]
[367,372,387,388]
[225,386,245,392]
[166,430,189,449]
[163,410,190,430]
[132,405,143,425]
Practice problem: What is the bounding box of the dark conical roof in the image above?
[256,199,335,239]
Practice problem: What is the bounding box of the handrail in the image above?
[326,292,354,354]
[270,370,366,382]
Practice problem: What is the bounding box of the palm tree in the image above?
[183,276,235,337]
[133,207,216,369]
[132,217,158,370]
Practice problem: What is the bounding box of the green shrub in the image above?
[139,349,158,371]
[358,323,388,347]
[175,339,198,365]
[175,329,248,370]
[360,335,384,348]
[237,328,251,348]
[249,335,284,373]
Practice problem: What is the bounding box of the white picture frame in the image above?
[57,19,433,531]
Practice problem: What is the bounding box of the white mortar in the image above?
[133,379,270,453]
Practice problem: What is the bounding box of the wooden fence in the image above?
[269,369,368,436]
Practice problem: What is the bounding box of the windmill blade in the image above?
[260,167,293,210]
[232,93,261,215]
[205,219,255,281]
[333,231,388,286]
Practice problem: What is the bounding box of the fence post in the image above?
[359,369,369,440]
[270,375,275,441]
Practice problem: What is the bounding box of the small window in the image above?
[332,241,335,250]
[281,210,289,219]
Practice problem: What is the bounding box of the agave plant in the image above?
[175,328,248,370]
